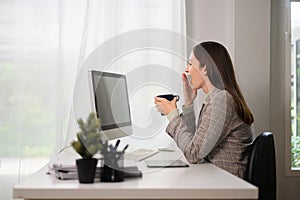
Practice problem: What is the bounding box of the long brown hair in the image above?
[193,41,254,124]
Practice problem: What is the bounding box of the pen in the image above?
[114,139,120,150]
[109,144,115,153]
[122,144,129,153]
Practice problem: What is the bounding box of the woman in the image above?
[154,41,254,179]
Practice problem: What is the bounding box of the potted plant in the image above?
[71,112,103,183]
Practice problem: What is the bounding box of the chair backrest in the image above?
[246,132,277,200]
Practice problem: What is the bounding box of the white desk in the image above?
[13,161,258,200]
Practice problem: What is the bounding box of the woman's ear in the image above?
[202,65,208,75]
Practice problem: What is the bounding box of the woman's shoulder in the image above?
[211,88,234,103]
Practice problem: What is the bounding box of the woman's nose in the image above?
[185,65,189,72]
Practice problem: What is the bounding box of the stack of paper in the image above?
[50,164,142,180]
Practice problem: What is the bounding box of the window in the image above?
[290,1,300,171]
[0,1,186,199]
[0,1,87,199]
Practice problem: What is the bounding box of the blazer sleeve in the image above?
[166,90,233,163]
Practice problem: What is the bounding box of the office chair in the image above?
[246,132,276,200]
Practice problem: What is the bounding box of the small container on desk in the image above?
[100,142,125,182]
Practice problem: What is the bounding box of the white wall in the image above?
[186,0,235,56]
[234,0,271,135]
[186,0,300,199]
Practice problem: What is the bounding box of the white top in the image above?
[13,162,258,199]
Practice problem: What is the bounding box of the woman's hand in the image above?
[154,97,177,115]
[182,72,197,105]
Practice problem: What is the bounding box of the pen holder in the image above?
[100,151,124,182]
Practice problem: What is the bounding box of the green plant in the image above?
[291,135,300,168]
[71,112,103,159]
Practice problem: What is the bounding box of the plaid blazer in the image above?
[166,88,254,179]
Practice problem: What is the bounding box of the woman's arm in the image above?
[167,90,233,163]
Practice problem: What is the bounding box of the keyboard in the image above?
[124,148,159,162]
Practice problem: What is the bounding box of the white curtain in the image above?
[64,0,188,154]
[0,0,186,199]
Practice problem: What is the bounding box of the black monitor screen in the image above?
[90,71,131,130]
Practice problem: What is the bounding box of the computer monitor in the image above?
[88,70,133,140]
